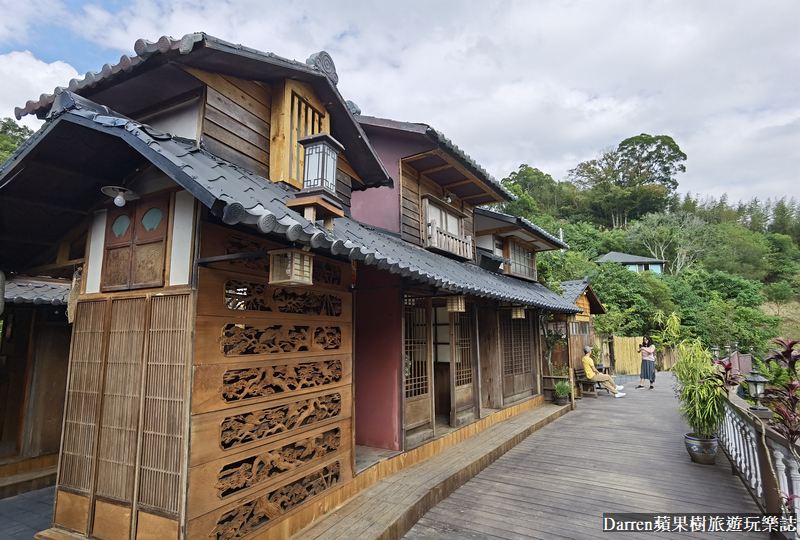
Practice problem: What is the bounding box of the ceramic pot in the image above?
[684,433,718,465]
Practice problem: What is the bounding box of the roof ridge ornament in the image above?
[306,51,339,86]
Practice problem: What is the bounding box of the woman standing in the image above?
[636,336,657,389]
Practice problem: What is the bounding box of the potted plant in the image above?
[673,339,741,464]
[554,380,571,406]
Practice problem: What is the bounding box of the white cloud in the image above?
[0,51,78,129]
[0,0,67,45]
[2,0,798,200]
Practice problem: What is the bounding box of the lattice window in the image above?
[289,92,324,186]
[59,301,106,492]
[510,241,536,279]
[138,294,190,516]
[502,311,533,376]
[452,310,473,387]
[95,298,147,502]
[404,296,428,398]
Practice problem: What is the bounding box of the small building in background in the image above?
[596,251,667,274]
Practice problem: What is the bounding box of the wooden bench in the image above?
[574,368,609,399]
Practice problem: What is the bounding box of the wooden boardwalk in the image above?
[404,372,765,540]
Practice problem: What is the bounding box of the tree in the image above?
[0,118,34,164]
[566,134,687,229]
[702,222,771,281]
[626,212,710,274]
[617,133,687,192]
[763,281,795,318]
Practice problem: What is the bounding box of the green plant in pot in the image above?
[673,339,741,464]
[554,380,571,406]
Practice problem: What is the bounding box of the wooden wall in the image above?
[187,222,353,539]
[186,67,272,181]
[399,162,475,255]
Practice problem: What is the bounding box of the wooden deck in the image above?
[405,372,765,539]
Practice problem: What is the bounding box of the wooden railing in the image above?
[719,395,800,537]
[425,219,473,259]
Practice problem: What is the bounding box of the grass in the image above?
[760,300,800,340]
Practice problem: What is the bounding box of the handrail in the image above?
[719,395,799,538]
[425,219,474,259]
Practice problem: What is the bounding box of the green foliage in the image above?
[673,339,725,439]
[554,380,572,397]
[0,118,33,164]
[702,222,771,281]
[617,133,687,192]
[752,358,794,388]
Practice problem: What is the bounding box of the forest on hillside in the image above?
[498,134,800,354]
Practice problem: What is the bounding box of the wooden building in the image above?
[0,277,72,498]
[1,33,579,540]
[549,277,606,370]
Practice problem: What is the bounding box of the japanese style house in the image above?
[0,33,579,540]
[549,277,606,370]
[0,276,72,497]
[596,251,666,274]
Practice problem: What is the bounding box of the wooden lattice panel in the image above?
[95,298,147,502]
[404,296,428,398]
[501,312,533,376]
[452,310,473,387]
[138,294,191,516]
[59,301,107,492]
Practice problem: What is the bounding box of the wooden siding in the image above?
[575,293,591,315]
[187,222,354,539]
[400,160,476,259]
[185,67,273,180]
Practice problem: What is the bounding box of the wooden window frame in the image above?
[503,238,537,280]
[421,196,473,259]
[101,195,170,292]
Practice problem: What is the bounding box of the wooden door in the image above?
[450,307,476,426]
[501,311,535,403]
[403,297,434,435]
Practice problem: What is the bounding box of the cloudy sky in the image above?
[1,1,797,203]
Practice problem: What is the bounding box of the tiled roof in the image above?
[14,33,392,190]
[595,251,667,264]
[0,93,579,313]
[474,207,568,250]
[4,278,70,305]
[560,277,590,305]
[15,33,324,121]
[356,116,515,202]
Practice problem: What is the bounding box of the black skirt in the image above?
[640,359,656,382]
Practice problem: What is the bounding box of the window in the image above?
[102,196,169,291]
[509,241,536,279]
[427,203,460,235]
[422,197,473,259]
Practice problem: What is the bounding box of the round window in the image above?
[111,215,130,238]
[141,208,163,232]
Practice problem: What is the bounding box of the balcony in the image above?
[425,219,473,260]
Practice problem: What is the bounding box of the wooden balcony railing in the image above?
[424,219,473,260]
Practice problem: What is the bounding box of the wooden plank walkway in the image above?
[404,372,765,540]
[291,400,571,540]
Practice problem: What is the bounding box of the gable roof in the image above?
[595,251,667,265]
[0,93,580,314]
[474,207,568,251]
[356,115,515,204]
[14,33,391,190]
[559,277,605,314]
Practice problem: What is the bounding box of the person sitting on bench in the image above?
[581,346,626,398]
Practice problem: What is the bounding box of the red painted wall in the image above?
[353,264,403,450]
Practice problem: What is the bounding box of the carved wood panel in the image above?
[219,323,342,356]
[220,359,343,404]
[221,392,342,450]
[211,462,340,540]
[216,428,340,498]
[225,279,343,316]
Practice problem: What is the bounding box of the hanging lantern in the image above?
[511,306,526,319]
[269,248,314,286]
[446,296,465,313]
